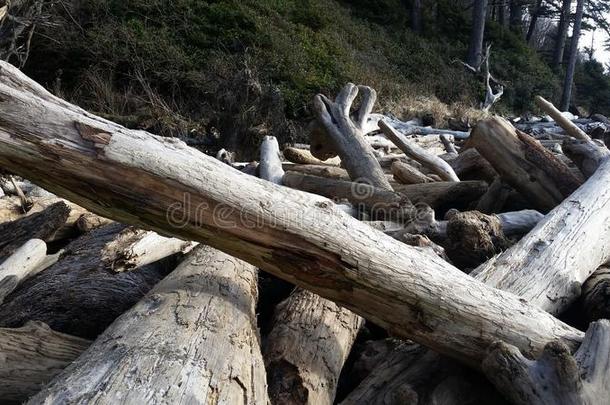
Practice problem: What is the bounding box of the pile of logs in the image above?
[0,62,609,404]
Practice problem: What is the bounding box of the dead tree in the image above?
[0,63,585,366]
[28,245,269,404]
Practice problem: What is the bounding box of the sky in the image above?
[581,27,610,66]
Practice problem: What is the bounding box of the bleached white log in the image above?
[0,63,584,365]
[472,157,610,314]
[260,136,285,185]
[0,238,46,303]
[535,96,592,141]
[367,114,470,139]
[379,120,460,182]
[28,245,268,404]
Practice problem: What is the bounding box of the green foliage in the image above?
[574,59,610,115]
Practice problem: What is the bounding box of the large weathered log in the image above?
[472,157,610,314]
[582,266,610,323]
[468,116,582,211]
[264,136,363,405]
[443,148,497,182]
[483,320,610,405]
[0,224,171,338]
[311,84,391,189]
[0,321,90,404]
[28,245,269,404]
[283,146,340,166]
[265,290,363,405]
[0,63,583,365]
[0,201,69,259]
[379,120,460,182]
[0,239,46,304]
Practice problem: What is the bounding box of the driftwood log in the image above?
[0,223,172,338]
[0,239,46,303]
[0,63,584,366]
[391,161,435,184]
[535,95,592,142]
[311,83,391,189]
[263,135,363,405]
[28,245,269,404]
[0,321,90,404]
[468,116,582,211]
[379,120,460,182]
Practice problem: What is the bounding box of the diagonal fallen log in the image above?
[0,321,90,404]
[263,135,364,405]
[28,245,269,404]
[379,120,460,182]
[472,157,610,314]
[0,63,583,365]
[467,116,583,211]
[483,320,610,405]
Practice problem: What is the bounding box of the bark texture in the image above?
[0,223,170,338]
[28,245,268,404]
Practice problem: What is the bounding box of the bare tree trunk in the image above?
[525,0,543,44]
[560,0,584,111]
[0,321,90,404]
[28,245,269,404]
[0,64,584,365]
[411,0,423,34]
[467,0,488,67]
[552,0,572,71]
[509,0,525,36]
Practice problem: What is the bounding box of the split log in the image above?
[283,146,340,166]
[0,201,70,258]
[391,161,435,184]
[0,321,90,404]
[472,157,610,314]
[483,320,610,405]
[28,245,269,404]
[0,63,584,365]
[562,138,610,179]
[311,84,391,189]
[468,116,582,211]
[379,120,460,182]
[535,95,592,141]
[582,266,610,323]
[265,290,363,405]
[0,239,46,304]
[0,224,171,339]
[263,134,363,405]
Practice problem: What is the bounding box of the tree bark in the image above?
[0,223,172,339]
[0,321,90,404]
[0,64,583,365]
[28,245,269,405]
[265,290,363,405]
[560,0,585,111]
[0,201,69,259]
[552,0,572,71]
[582,266,610,323]
[472,157,610,314]
[467,116,582,211]
[483,320,610,405]
[467,0,488,67]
